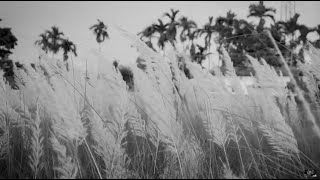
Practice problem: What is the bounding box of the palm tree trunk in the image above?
[66,62,69,71]
[186,39,190,53]
[291,32,295,65]
[208,43,211,70]
[85,59,88,102]
[290,51,293,66]
[71,54,77,110]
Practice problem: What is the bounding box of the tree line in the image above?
[1,1,320,74]
[0,19,108,75]
[138,1,320,71]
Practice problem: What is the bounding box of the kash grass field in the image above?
[0,28,320,179]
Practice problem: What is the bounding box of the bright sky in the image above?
[0,1,319,68]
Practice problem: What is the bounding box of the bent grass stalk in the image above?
[266,30,320,139]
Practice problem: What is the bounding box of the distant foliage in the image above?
[0,19,18,59]
[138,3,320,74]
[90,19,109,52]
[35,26,77,71]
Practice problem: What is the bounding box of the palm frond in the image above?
[89,24,98,30]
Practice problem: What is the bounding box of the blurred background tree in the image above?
[0,18,18,60]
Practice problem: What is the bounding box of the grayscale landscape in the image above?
[0,1,319,179]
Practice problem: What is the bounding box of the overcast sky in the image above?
[0,1,319,67]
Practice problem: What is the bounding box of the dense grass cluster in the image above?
[0,29,319,179]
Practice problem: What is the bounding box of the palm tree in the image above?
[164,9,179,23]
[35,33,50,53]
[35,26,64,58]
[214,11,238,47]
[278,13,311,64]
[0,20,18,59]
[248,1,276,27]
[154,19,169,49]
[166,21,179,48]
[214,11,255,67]
[188,31,198,57]
[247,2,279,66]
[178,16,197,51]
[90,19,109,52]
[164,9,180,48]
[197,16,215,49]
[196,16,216,70]
[138,24,157,41]
[45,26,64,56]
[35,27,77,71]
[60,39,77,71]
[216,10,237,28]
[278,13,300,42]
